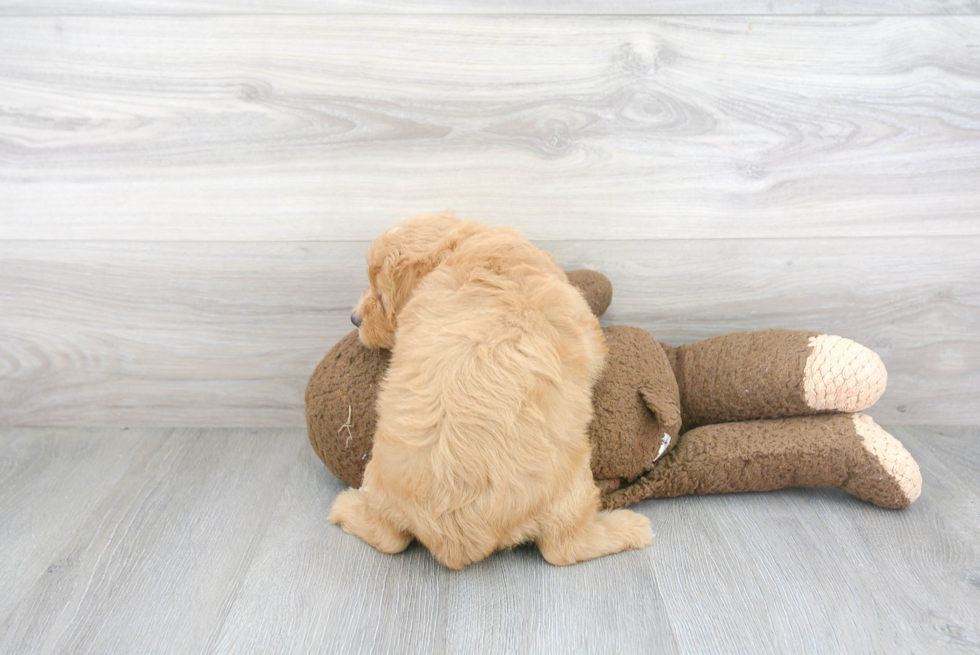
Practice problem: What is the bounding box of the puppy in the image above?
[329,214,652,568]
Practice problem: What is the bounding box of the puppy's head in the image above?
[352,213,464,348]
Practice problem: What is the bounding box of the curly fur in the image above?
[331,214,653,568]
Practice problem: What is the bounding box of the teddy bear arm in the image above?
[635,342,683,464]
[589,326,684,486]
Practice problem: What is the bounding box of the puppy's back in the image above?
[368,225,606,559]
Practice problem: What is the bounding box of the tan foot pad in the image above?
[804,335,887,413]
[844,414,922,508]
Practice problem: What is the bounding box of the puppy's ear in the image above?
[401,228,468,288]
[371,228,464,316]
[372,250,439,317]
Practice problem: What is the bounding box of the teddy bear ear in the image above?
[565,269,613,318]
[638,385,682,462]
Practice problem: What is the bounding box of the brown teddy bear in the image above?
[306,270,921,511]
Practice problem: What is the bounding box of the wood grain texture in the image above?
[1,1,978,15]
[0,427,156,623]
[0,241,365,427]
[805,425,980,652]
[2,237,977,427]
[0,426,977,654]
[214,432,679,654]
[1,16,978,241]
[0,427,305,654]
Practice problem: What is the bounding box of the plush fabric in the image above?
[306,270,921,511]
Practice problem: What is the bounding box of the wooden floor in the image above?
[1,425,977,654]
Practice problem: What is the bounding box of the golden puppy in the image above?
[329,214,652,568]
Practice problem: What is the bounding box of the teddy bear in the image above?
[306,269,921,511]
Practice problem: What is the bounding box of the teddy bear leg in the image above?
[666,329,887,427]
[536,466,653,566]
[328,488,413,554]
[600,414,921,510]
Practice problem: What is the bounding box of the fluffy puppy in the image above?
[329,214,652,568]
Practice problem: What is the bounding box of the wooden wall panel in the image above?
[1,16,978,241]
[0,1,976,15]
[1,11,976,426]
[1,237,976,426]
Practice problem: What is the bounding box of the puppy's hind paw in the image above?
[599,508,654,551]
[328,488,413,554]
[538,508,653,566]
[327,488,361,526]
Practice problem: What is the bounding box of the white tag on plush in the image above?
[653,433,672,462]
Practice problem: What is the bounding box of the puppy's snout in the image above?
[351,313,362,328]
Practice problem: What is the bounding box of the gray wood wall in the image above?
[2,2,978,427]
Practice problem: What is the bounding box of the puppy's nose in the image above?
[351,313,361,328]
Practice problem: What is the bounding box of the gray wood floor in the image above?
[1,425,977,654]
